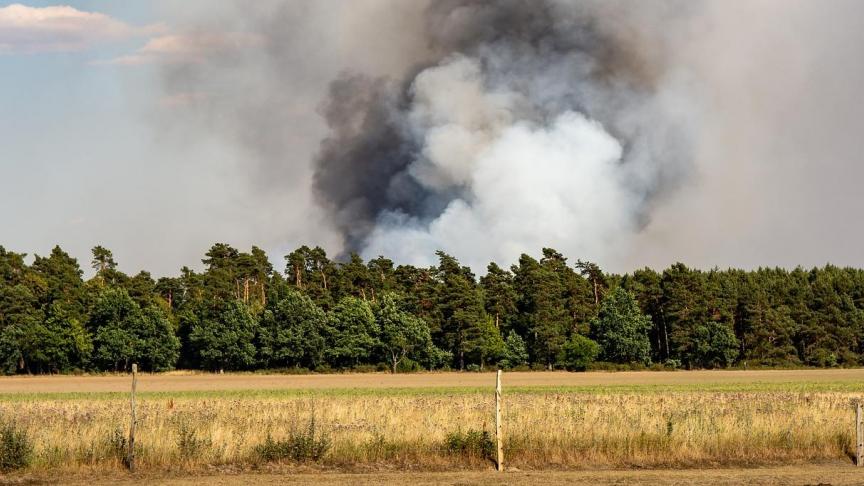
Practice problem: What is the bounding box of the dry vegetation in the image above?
[2,375,863,475]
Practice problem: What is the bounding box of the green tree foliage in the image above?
[5,243,864,374]
[258,290,327,369]
[375,293,437,373]
[190,301,257,371]
[590,287,653,364]
[325,296,379,367]
[469,317,505,370]
[434,252,487,370]
[17,303,92,373]
[90,245,122,288]
[479,263,517,331]
[690,321,739,368]
[89,288,179,371]
[500,330,529,369]
[562,334,600,370]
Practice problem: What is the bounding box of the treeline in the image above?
[1,244,863,374]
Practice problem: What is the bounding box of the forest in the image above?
[1,243,863,374]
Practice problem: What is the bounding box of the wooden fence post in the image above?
[857,401,863,467]
[128,363,138,472]
[496,369,504,472]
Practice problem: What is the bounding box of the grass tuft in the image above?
[0,419,33,472]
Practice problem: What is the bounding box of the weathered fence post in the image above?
[128,363,138,472]
[496,369,504,472]
[857,401,863,467]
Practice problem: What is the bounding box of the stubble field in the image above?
[3,370,864,484]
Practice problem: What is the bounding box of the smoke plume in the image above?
[149,0,864,273]
[312,0,696,268]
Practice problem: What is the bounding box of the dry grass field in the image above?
[4,369,864,394]
[3,370,864,484]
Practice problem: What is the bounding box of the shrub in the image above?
[664,358,682,370]
[363,433,399,460]
[350,364,380,373]
[444,428,494,459]
[0,420,33,472]
[177,422,211,459]
[395,357,422,373]
[255,416,331,462]
[562,334,600,370]
[107,428,130,468]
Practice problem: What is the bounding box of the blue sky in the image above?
[2,3,158,267]
[0,2,328,277]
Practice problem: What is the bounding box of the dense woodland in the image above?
[1,243,863,374]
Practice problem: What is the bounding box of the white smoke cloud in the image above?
[355,11,695,271]
[363,111,630,269]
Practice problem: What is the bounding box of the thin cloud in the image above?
[0,3,161,54]
[102,32,264,66]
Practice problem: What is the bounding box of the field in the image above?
[3,370,864,484]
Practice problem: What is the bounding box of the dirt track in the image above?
[25,464,864,485]
[2,369,864,394]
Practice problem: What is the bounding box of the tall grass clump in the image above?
[0,419,33,472]
[255,415,331,463]
[176,422,212,460]
[445,428,494,459]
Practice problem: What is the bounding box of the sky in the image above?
[2,1,864,278]
[1,1,331,277]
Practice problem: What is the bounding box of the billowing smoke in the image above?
[314,0,694,268]
[148,0,864,273]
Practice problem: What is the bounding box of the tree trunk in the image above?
[661,308,670,360]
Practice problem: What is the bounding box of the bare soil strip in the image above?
[3,369,864,394]
[31,464,864,485]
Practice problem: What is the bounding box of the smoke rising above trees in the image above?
[138,0,864,275]
[313,0,693,269]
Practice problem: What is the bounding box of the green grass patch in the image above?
[2,381,864,402]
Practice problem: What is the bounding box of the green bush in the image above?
[562,334,600,370]
[444,428,494,459]
[0,420,33,472]
[350,364,381,373]
[177,422,211,459]
[395,357,422,373]
[255,416,331,462]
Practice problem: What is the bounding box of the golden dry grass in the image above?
[2,389,862,474]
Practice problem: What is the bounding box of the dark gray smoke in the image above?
[147,0,864,272]
[312,0,694,266]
